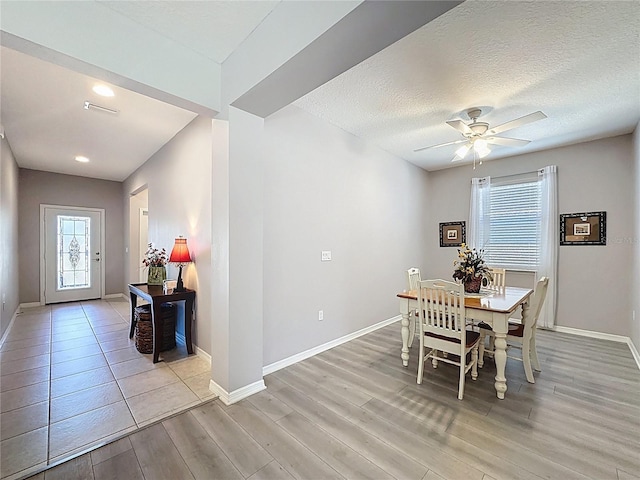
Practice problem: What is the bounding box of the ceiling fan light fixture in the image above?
[473,138,491,158]
[476,145,491,158]
[476,146,491,159]
[455,144,471,159]
[75,155,90,163]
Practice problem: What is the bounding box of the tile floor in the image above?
[0,298,215,480]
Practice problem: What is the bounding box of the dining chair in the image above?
[473,266,507,333]
[478,276,549,383]
[406,267,421,344]
[416,279,480,400]
[487,267,506,290]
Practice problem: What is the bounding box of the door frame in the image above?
[138,207,149,282]
[39,204,106,305]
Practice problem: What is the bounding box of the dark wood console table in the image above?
[128,283,196,363]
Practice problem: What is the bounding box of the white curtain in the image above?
[538,165,558,328]
[468,176,491,250]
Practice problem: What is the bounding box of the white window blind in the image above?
[484,179,542,270]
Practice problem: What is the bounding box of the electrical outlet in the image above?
[321,251,332,262]
[318,310,324,321]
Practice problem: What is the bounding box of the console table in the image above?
[128,283,196,363]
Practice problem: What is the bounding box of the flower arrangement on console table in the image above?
[452,243,493,293]
[142,243,168,286]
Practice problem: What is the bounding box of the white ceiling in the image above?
[1,46,198,181]
[97,0,279,63]
[0,1,280,181]
[1,0,639,181]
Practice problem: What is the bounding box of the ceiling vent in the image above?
[84,101,119,115]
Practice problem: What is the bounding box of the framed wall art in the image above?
[560,211,606,245]
[439,221,466,247]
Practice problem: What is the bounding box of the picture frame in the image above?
[440,221,466,247]
[560,211,606,245]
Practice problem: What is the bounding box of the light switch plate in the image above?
[321,250,332,261]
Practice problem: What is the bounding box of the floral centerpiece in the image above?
[142,243,167,286]
[452,243,493,293]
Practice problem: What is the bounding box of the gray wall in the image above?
[632,124,640,354]
[123,116,213,354]
[426,134,635,337]
[0,137,20,338]
[18,169,125,303]
[261,106,430,365]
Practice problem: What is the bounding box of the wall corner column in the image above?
[210,109,265,404]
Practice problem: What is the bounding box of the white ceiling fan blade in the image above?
[414,138,467,152]
[487,111,547,136]
[451,155,464,162]
[446,119,473,135]
[484,136,531,147]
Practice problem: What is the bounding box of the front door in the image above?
[42,206,103,304]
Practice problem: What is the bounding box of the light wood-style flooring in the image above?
[26,323,640,480]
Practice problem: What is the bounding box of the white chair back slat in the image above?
[488,267,506,290]
[406,267,421,291]
[418,279,464,340]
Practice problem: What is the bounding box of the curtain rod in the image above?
[472,169,543,184]
[497,168,545,179]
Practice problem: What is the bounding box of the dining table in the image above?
[397,285,533,399]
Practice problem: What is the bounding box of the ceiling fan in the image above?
[414,108,547,165]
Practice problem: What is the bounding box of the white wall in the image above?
[427,135,635,337]
[0,137,20,338]
[123,116,213,354]
[261,105,430,365]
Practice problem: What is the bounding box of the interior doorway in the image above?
[129,188,149,283]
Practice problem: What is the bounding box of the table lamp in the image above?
[169,236,192,292]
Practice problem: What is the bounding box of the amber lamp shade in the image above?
[169,237,192,292]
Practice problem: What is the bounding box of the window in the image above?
[483,179,542,270]
[57,215,91,289]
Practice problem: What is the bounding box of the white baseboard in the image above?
[209,378,266,406]
[103,293,127,300]
[629,340,640,371]
[19,302,42,310]
[207,316,397,405]
[175,332,211,365]
[550,325,640,370]
[0,307,20,349]
[262,315,401,376]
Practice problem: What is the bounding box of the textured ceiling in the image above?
[295,1,640,170]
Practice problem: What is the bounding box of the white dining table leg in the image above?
[492,312,509,399]
[400,299,410,367]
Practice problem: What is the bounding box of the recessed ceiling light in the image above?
[75,156,90,163]
[92,84,114,97]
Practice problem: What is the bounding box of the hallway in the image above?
[0,298,213,480]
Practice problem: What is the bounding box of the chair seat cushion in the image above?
[477,321,525,337]
[425,330,480,348]
[508,321,525,337]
